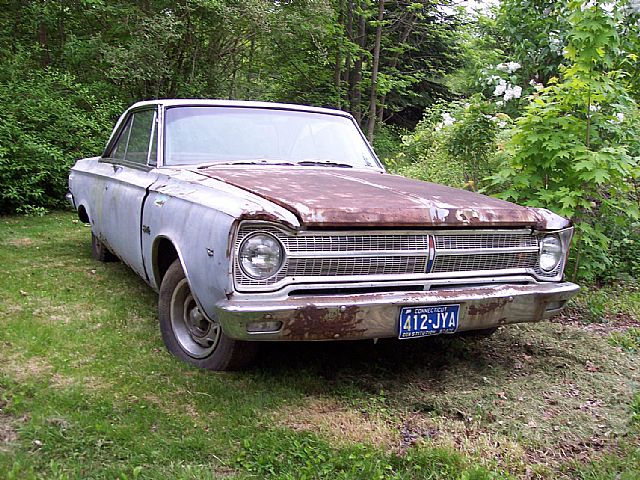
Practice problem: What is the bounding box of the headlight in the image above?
[539,234,563,272]
[239,233,285,279]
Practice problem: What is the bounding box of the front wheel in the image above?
[158,259,256,370]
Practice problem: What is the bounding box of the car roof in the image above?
[129,99,353,119]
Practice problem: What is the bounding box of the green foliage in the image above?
[236,428,498,480]
[495,0,569,84]
[632,393,640,425]
[372,124,406,167]
[490,1,640,282]
[609,328,640,353]
[388,96,503,191]
[0,68,123,214]
[443,97,499,190]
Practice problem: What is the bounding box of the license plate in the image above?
[398,304,460,339]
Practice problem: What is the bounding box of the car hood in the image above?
[192,166,570,230]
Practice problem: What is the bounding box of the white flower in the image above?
[616,112,625,122]
[497,62,521,73]
[496,100,505,107]
[512,85,522,99]
[441,112,455,126]
[504,89,514,102]
[493,79,507,96]
[589,104,600,112]
[506,62,521,73]
[529,79,537,86]
[631,0,640,14]
[498,121,507,128]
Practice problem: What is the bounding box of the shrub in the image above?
[489,2,640,282]
[0,68,124,214]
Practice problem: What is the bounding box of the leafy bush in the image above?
[0,67,124,214]
[489,2,640,282]
[387,97,502,191]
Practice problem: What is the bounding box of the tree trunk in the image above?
[378,12,415,125]
[333,0,344,108]
[351,1,366,125]
[366,0,384,142]
[344,0,353,107]
[38,21,50,67]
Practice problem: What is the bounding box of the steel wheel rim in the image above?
[170,278,220,358]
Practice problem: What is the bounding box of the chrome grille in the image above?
[234,224,548,291]
[288,256,427,277]
[240,226,430,252]
[435,233,536,250]
[432,252,539,273]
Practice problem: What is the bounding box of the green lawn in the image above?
[0,212,639,479]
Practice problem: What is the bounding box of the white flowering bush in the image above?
[490,0,640,281]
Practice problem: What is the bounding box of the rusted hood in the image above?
[193,166,570,229]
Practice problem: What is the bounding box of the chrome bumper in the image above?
[65,192,75,208]
[216,282,580,341]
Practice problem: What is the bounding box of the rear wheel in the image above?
[158,259,256,370]
[91,232,118,262]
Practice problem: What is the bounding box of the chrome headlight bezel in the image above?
[539,233,564,273]
[238,232,286,280]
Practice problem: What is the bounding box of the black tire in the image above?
[91,232,118,262]
[158,259,257,371]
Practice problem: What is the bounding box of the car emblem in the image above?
[426,235,435,273]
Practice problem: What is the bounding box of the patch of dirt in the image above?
[0,415,19,452]
[0,354,53,382]
[50,373,108,391]
[552,310,640,334]
[142,393,203,422]
[8,238,33,248]
[276,397,396,448]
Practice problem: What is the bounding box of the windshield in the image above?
[164,106,379,169]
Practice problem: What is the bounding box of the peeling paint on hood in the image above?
[192,166,571,230]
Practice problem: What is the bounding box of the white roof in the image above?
[129,99,353,118]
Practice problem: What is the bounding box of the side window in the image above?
[111,117,132,161]
[107,109,156,166]
[125,110,155,165]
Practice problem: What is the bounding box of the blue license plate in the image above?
[398,304,460,339]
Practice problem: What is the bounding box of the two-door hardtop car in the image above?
[68,99,580,370]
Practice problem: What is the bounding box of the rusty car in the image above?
[67,99,580,370]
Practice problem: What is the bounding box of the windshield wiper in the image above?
[197,159,295,169]
[294,160,353,168]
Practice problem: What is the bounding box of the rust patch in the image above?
[467,298,509,317]
[281,305,366,340]
[193,166,571,229]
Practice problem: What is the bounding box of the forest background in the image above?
[0,0,639,284]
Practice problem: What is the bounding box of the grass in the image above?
[0,211,639,479]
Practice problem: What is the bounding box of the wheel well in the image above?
[78,205,90,224]
[155,238,179,288]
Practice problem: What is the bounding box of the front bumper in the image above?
[216,282,580,341]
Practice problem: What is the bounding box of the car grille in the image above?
[234,225,548,291]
